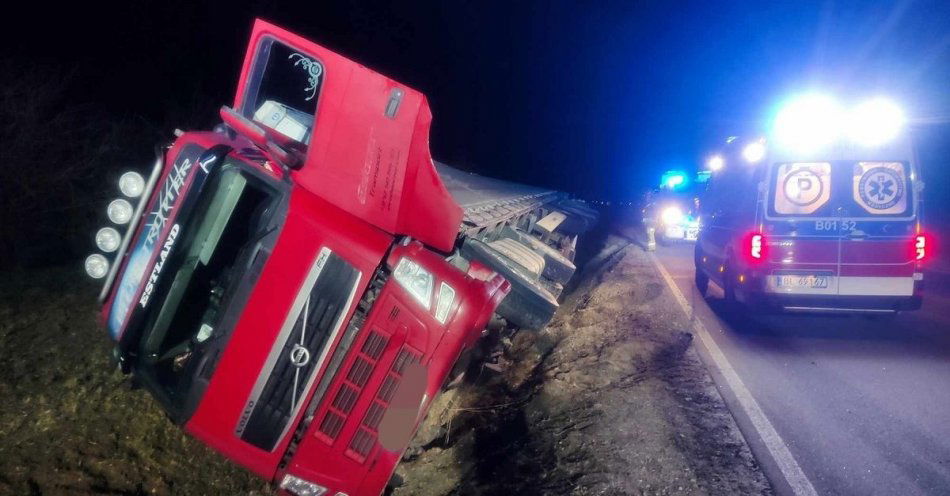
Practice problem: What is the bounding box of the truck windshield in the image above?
[136,165,275,415]
[768,161,914,218]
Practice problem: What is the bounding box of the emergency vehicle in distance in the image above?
[642,170,707,244]
[695,94,929,314]
[84,20,594,496]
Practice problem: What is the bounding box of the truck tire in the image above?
[499,227,576,285]
[528,238,575,285]
[461,238,559,330]
[487,238,545,277]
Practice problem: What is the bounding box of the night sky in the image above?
[5,0,950,200]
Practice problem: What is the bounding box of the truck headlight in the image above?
[119,171,145,198]
[85,254,110,279]
[393,258,433,310]
[279,474,328,496]
[107,199,134,225]
[661,206,684,226]
[95,227,121,253]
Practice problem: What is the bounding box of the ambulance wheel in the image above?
[722,254,740,309]
[695,270,709,297]
[460,238,559,330]
[694,247,708,297]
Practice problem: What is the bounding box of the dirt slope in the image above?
[395,238,772,495]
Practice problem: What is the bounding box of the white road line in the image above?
[649,253,819,496]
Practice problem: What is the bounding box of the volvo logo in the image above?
[289,344,311,368]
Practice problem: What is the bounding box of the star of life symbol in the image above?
[859,167,902,210]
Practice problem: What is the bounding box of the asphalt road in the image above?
[652,242,950,496]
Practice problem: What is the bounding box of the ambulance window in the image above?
[771,162,832,215]
[850,162,911,216]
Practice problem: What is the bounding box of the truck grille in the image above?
[346,347,420,461]
[316,330,389,441]
[313,325,421,462]
[239,250,360,451]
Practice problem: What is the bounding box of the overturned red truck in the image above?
[86,19,595,496]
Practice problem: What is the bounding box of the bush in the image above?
[0,61,170,269]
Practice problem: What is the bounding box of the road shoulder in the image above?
[396,238,773,495]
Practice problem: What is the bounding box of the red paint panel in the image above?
[234,19,462,252]
[839,263,914,277]
[283,243,509,496]
[766,237,838,266]
[839,239,913,265]
[184,186,393,479]
[839,238,914,277]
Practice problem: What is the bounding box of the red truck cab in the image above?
[91,20,510,495]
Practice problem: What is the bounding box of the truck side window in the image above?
[242,38,323,145]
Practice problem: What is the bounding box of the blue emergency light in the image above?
[660,170,688,189]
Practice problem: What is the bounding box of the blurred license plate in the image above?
[685,228,698,240]
[775,274,828,289]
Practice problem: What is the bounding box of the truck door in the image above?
[835,162,916,296]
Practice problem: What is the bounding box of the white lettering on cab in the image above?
[139,223,181,308]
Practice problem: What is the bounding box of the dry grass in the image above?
[0,266,271,495]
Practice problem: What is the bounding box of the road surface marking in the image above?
[649,253,818,496]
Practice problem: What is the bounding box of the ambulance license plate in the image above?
[775,274,828,289]
[686,228,698,240]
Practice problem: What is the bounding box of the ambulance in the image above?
[695,95,929,314]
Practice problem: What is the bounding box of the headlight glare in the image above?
[85,254,110,279]
[279,474,328,496]
[742,141,766,163]
[772,94,843,150]
[95,227,121,253]
[107,199,134,225]
[845,98,904,146]
[393,258,433,310]
[661,206,684,226]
